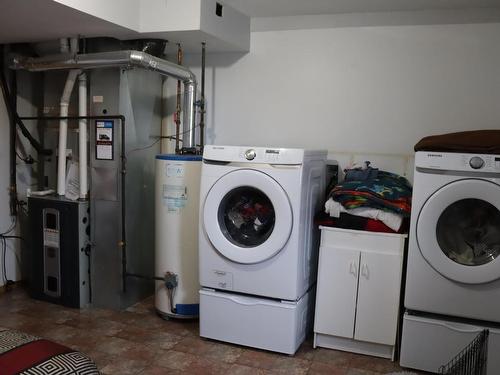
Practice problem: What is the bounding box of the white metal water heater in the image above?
[155,154,202,318]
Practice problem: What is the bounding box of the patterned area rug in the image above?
[0,327,99,375]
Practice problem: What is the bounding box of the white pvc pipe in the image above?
[60,38,69,53]
[69,37,78,54]
[57,69,80,196]
[78,73,87,199]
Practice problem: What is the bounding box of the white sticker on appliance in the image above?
[95,120,114,160]
[92,95,104,103]
[163,184,187,212]
[96,145,113,160]
[166,163,185,178]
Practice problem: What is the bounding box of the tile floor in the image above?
[0,287,413,374]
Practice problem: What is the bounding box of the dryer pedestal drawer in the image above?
[199,288,312,355]
[400,313,500,374]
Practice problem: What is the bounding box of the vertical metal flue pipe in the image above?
[183,81,196,149]
[128,51,197,150]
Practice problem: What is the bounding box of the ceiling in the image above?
[0,0,134,44]
[2,0,500,47]
[222,0,500,18]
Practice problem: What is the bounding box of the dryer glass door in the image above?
[436,198,500,266]
[417,179,500,284]
[203,169,293,264]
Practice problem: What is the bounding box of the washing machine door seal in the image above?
[203,169,293,264]
[417,178,500,284]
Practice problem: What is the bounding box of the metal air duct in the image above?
[12,50,198,149]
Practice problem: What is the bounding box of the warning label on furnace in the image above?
[96,120,114,160]
[163,184,188,212]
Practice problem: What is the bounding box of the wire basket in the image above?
[439,329,489,375]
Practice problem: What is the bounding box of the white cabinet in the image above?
[313,226,406,359]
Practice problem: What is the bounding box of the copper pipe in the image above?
[175,44,183,154]
[199,42,206,153]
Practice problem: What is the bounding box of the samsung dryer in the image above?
[404,152,500,322]
[401,151,500,374]
[199,145,327,301]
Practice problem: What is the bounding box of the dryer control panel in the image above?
[469,156,485,169]
[415,152,500,173]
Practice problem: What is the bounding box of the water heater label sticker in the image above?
[92,95,104,103]
[163,184,187,212]
[95,120,114,160]
[166,163,185,178]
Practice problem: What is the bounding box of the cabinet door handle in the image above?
[349,261,358,277]
[361,264,369,279]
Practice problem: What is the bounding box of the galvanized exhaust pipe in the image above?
[11,50,198,149]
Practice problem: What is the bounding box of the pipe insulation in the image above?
[12,50,198,149]
[57,69,80,196]
[78,73,87,199]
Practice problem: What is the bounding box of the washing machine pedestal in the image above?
[400,312,500,374]
[199,288,313,355]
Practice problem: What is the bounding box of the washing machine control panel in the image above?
[203,145,309,164]
[463,155,500,171]
[469,156,485,169]
[244,149,256,160]
[242,148,286,163]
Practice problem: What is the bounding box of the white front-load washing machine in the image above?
[400,151,500,374]
[198,145,327,354]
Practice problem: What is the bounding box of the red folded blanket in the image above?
[315,211,409,234]
[0,328,99,375]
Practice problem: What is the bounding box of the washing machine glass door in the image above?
[417,178,500,284]
[203,169,293,264]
